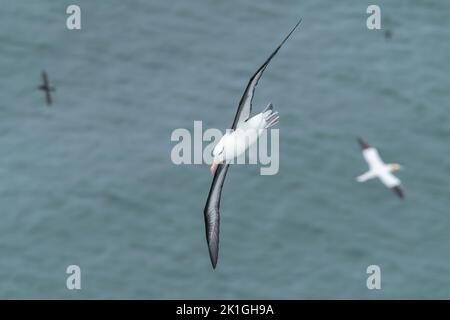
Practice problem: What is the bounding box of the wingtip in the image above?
[277,18,303,49]
[287,18,302,38]
[357,136,370,150]
[208,246,218,269]
[294,18,302,32]
[391,186,404,199]
[204,208,219,270]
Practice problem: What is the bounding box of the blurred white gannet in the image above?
[203,19,302,269]
[356,137,404,199]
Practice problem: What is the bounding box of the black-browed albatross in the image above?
[204,20,302,269]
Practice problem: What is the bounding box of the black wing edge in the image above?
[391,186,404,199]
[231,18,302,129]
[357,137,371,150]
[203,164,229,269]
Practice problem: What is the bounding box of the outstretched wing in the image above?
[358,138,389,170]
[231,19,301,130]
[378,171,403,198]
[45,90,52,106]
[203,163,229,269]
[362,148,384,169]
[41,71,49,87]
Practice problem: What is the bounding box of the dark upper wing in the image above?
[203,163,229,269]
[231,19,302,129]
[41,71,49,87]
[357,137,371,150]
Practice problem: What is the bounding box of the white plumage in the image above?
[204,20,302,269]
[211,104,278,168]
[356,137,404,198]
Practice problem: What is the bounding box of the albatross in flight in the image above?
[356,137,404,199]
[38,71,55,106]
[203,20,302,269]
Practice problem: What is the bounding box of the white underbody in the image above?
[213,105,278,163]
[357,148,401,188]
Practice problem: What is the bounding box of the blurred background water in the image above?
[0,0,449,299]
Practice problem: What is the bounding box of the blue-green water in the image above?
[0,0,449,299]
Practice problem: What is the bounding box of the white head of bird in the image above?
[210,132,232,174]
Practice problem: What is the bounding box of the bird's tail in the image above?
[262,103,279,128]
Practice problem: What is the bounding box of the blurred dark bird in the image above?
[384,30,392,40]
[38,71,55,106]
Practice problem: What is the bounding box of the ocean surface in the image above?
[0,0,449,299]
